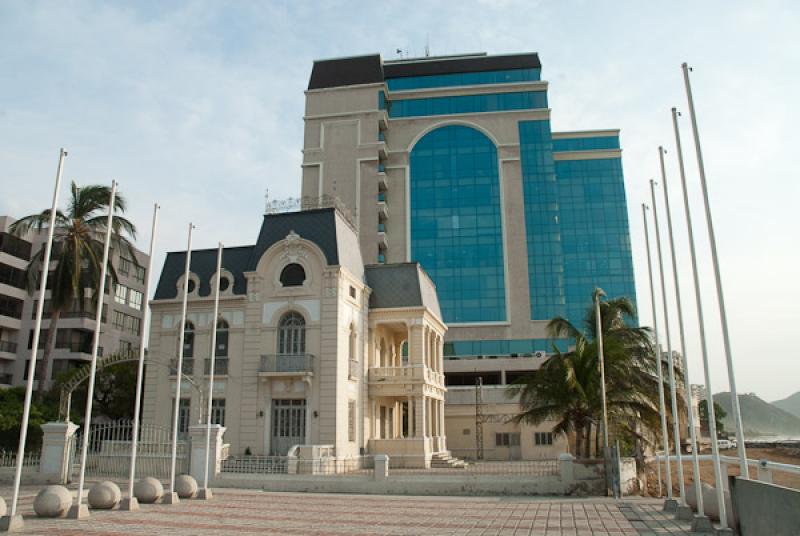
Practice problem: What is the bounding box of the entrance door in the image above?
[271,399,306,455]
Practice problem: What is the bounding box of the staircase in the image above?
[430,452,467,469]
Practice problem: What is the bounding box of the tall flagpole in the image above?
[200,242,223,499]
[672,105,729,529]
[167,223,194,504]
[667,108,707,525]
[122,203,159,511]
[653,165,686,505]
[1,149,67,532]
[682,62,749,478]
[642,203,673,503]
[70,180,117,520]
[593,288,610,454]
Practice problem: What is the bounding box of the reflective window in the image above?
[215,318,229,357]
[389,91,547,118]
[553,136,620,152]
[278,312,305,355]
[410,125,506,323]
[442,338,568,358]
[183,321,195,358]
[386,68,541,91]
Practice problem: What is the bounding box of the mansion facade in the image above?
[142,207,448,467]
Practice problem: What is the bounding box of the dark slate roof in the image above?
[365,263,425,309]
[384,52,541,79]
[307,52,541,90]
[308,54,384,90]
[248,208,339,268]
[153,245,253,300]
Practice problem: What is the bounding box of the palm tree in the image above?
[511,292,672,457]
[10,182,138,395]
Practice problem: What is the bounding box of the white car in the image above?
[717,439,734,450]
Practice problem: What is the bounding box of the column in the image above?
[415,396,426,438]
[407,395,414,438]
[439,399,445,441]
[371,400,378,439]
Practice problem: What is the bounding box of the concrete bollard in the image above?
[374,454,389,481]
[133,477,164,504]
[88,481,121,510]
[33,485,72,518]
[756,459,773,483]
[175,474,198,498]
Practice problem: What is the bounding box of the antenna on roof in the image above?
[264,188,269,214]
[425,34,430,57]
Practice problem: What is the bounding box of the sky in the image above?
[1,1,798,401]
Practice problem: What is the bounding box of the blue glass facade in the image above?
[388,91,547,118]
[519,122,637,327]
[410,125,506,323]
[386,68,541,91]
[553,136,620,152]
[444,338,569,358]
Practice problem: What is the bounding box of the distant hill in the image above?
[713,392,800,438]
[773,391,800,419]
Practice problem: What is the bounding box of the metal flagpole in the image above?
[668,108,709,527]
[121,204,159,511]
[200,242,223,499]
[642,203,673,503]
[682,62,749,478]
[0,149,67,533]
[167,223,194,504]
[653,164,686,506]
[69,180,117,519]
[594,288,610,453]
[672,104,729,529]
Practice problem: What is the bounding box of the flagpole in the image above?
[167,223,194,504]
[0,149,67,532]
[69,180,117,519]
[200,242,223,499]
[672,104,729,529]
[682,62,749,478]
[642,203,673,504]
[653,164,686,506]
[121,203,159,511]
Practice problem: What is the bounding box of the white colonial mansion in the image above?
[142,207,449,468]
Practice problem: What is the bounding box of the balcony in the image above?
[377,231,388,250]
[0,340,17,358]
[378,201,388,221]
[259,354,314,377]
[377,169,388,190]
[204,357,229,376]
[369,364,444,387]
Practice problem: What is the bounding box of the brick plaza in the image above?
[3,486,701,535]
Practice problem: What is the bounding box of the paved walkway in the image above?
[3,487,703,535]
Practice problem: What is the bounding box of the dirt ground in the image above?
[642,446,800,496]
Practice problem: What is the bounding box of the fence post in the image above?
[757,460,773,483]
[374,454,389,480]
[188,424,226,483]
[39,421,79,484]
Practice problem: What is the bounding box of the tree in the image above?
[698,399,726,437]
[511,292,676,458]
[0,387,55,450]
[10,182,138,395]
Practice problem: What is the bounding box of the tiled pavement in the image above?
[2,486,704,535]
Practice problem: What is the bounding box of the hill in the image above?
[773,391,800,419]
[713,392,800,438]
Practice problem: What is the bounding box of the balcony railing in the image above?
[369,364,444,386]
[260,354,314,374]
[205,358,228,376]
[170,358,194,376]
[0,340,17,354]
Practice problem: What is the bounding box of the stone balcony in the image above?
[368,364,444,387]
[259,353,314,378]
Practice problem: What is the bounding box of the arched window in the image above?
[279,263,306,287]
[215,318,229,357]
[182,321,195,358]
[410,125,506,322]
[278,312,305,355]
[218,276,230,292]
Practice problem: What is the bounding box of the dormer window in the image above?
[280,263,306,287]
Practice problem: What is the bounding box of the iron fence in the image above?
[0,449,40,468]
[221,456,289,474]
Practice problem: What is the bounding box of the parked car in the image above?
[717,439,734,450]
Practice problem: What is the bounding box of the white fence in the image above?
[0,449,40,469]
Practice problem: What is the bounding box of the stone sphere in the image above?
[88,481,121,509]
[0,496,6,518]
[175,474,198,498]
[134,477,164,504]
[701,484,736,525]
[33,485,72,518]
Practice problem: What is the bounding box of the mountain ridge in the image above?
[713,391,800,437]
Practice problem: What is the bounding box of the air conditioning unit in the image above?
[533,351,547,359]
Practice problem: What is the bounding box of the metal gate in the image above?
[271,399,306,455]
[72,419,189,479]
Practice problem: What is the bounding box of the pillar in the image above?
[415,396,426,438]
[39,421,79,484]
[407,396,414,437]
[371,400,378,439]
[188,424,226,483]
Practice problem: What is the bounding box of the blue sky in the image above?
[1,1,798,401]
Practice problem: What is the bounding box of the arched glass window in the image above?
[279,263,306,287]
[410,125,506,322]
[215,318,229,357]
[182,321,195,358]
[278,312,305,355]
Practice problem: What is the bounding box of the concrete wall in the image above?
[730,477,800,536]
